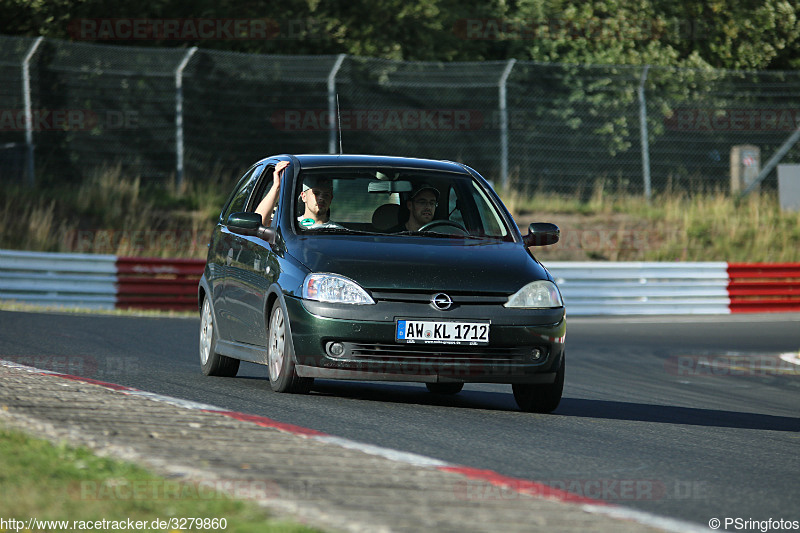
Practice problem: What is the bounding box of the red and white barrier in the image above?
[1,251,799,315]
[549,261,800,314]
[0,250,202,311]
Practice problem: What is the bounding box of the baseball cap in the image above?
[302,175,333,191]
[409,183,440,200]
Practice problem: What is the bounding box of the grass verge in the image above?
[506,186,800,262]
[0,425,318,532]
[0,167,232,259]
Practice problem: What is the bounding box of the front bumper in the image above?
[285,296,566,384]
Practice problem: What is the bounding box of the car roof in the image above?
[270,154,473,174]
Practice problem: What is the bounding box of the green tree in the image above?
[663,0,800,70]
[2,0,799,68]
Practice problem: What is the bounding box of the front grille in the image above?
[342,342,542,364]
[369,289,508,305]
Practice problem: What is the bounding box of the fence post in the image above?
[175,46,198,188]
[740,126,800,198]
[638,65,651,200]
[498,58,516,190]
[327,54,347,154]
[22,36,44,187]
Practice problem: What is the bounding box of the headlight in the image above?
[302,273,375,305]
[504,280,563,308]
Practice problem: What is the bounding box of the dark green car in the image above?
[198,154,566,412]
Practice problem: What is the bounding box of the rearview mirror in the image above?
[368,180,413,193]
[226,212,276,244]
[523,222,560,247]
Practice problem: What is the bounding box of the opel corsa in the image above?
[198,154,566,412]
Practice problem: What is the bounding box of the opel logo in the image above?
[431,293,453,310]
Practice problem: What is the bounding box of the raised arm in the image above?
[254,160,290,226]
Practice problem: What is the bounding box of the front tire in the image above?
[267,301,313,394]
[199,296,239,377]
[512,358,564,413]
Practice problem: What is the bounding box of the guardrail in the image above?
[1,250,799,315]
[547,262,732,315]
[0,250,117,309]
[0,250,202,311]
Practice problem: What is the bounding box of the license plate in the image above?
[396,319,490,345]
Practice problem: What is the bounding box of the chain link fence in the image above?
[2,33,799,196]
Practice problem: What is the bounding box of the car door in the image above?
[213,164,263,342]
[225,160,284,347]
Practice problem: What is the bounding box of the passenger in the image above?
[254,162,340,229]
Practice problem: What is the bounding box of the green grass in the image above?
[2,171,799,262]
[0,426,319,532]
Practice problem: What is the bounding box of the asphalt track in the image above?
[1,309,798,529]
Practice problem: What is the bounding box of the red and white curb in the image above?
[0,358,709,533]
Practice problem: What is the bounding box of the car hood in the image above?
[286,235,550,294]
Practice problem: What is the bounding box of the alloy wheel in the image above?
[199,298,213,365]
[268,306,286,380]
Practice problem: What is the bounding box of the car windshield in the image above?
[293,168,512,241]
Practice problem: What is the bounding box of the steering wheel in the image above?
[417,220,469,235]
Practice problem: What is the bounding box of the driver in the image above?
[394,183,439,231]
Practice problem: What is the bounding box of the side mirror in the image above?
[226,212,277,244]
[523,222,560,247]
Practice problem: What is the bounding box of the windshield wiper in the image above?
[394,230,489,240]
[302,227,386,236]
[305,227,506,241]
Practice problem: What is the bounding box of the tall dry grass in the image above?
[503,183,800,262]
[0,196,77,252]
[0,166,234,258]
[649,190,800,262]
[2,169,798,261]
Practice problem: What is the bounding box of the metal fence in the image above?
[2,33,799,196]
